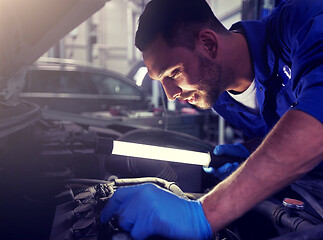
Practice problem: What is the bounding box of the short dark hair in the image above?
[135,0,228,52]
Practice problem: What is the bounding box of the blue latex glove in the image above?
[203,143,249,180]
[101,183,212,240]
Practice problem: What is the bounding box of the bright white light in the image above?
[112,140,211,167]
[134,67,148,86]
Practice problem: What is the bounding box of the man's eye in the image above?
[170,69,181,78]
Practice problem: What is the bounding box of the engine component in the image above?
[49,177,190,240]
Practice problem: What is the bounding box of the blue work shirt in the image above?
[212,0,323,140]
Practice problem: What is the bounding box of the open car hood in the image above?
[0,0,107,102]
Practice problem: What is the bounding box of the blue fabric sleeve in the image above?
[276,0,323,123]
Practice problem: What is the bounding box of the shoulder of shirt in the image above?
[271,0,322,22]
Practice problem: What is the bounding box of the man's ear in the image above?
[197,29,218,59]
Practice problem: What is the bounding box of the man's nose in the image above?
[162,79,182,101]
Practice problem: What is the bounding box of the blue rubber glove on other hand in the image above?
[203,143,250,180]
[101,183,212,240]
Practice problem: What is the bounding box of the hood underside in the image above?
[0,0,107,102]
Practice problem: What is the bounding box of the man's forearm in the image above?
[200,109,323,232]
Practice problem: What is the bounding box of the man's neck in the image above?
[227,32,254,93]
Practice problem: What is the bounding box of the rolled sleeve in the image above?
[292,81,323,123]
[284,8,323,123]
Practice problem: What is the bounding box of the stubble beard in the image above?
[193,54,224,110]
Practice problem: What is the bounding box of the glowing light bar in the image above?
[134,67,148,86]
[112,140,211,167]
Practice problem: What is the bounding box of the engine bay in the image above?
[1,114,323,240]
[0,115,212,240]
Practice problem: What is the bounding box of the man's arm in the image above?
[200,109,323,232]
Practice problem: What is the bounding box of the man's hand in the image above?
[213,143,250,158]
[100,183,212,240]
[204,143,249,179]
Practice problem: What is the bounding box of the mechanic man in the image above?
[101,0,323,239]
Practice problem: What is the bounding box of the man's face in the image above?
[143,35,225,110]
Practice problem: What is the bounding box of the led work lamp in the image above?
[95,138,211,167]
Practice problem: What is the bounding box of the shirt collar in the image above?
[230,20,276,83]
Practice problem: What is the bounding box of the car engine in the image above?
[0,116,214,240]
[1,116,323,240]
